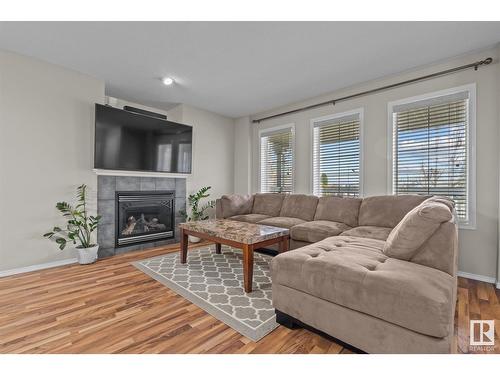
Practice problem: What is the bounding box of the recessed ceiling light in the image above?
[162,77,174,86]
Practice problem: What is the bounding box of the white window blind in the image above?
[392,91,470,221]
[260,127,294,193]
[313,113,361,197]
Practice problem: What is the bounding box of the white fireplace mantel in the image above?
[93,168,190,179]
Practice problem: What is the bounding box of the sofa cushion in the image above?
[426,195,455,211]
[229,214,271,223]
[383,200,453,261]
[314,196,362,227]
[220,194,254,218]
[410,221,458,275]
[341,226,392,241]
[252,193,285,216]
[291,220,351,243]
[358,195,428,228]
[257,216,306,229]
[279,194,319,221]
[271,236,455,338]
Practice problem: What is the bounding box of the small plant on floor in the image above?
[44,184,101,264]
[179,186,215,243]
[179,186,215,222]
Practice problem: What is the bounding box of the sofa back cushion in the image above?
[252,193,285,216]
[220,194,254,218]
[410,220,458,275]
[279,194,319,221]
[358,194,428,228]
[383,199,453,261]
[314,196,362,227]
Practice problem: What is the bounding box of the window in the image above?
[312,110,362,197]
[389,85,476,226]
[259,125,294,193]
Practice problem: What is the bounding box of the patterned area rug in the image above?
[132,245,279,341]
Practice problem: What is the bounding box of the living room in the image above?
[1,1,500,372]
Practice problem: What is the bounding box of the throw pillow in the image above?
[383,200,453,260]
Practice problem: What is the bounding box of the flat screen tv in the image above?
[94,104,192,173]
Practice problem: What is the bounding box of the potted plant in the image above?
[180,186,215,243]
[44,184,101,264]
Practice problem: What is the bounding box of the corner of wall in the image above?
[233,117,252,194]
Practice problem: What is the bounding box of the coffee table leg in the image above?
[215,243,222,254]
[180,229,188,263]
[279,235,290,252]
[242,244,254,293]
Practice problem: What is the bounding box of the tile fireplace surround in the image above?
[97,176,186,258]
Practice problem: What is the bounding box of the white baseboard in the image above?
[457,271,497,285]
[0,258,78,278]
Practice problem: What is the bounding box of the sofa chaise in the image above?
[216,193,458,353]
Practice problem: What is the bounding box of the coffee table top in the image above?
[179,219,289,244]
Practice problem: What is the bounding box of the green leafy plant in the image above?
[44,184,101,250]
[179,186,215,222]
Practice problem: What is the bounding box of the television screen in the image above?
[94,104,192,173]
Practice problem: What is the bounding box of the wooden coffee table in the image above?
[179,219,290,293]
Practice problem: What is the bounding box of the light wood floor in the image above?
[0,242,498,354]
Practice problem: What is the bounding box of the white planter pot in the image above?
[189,235,201,243]
[76,244,99,265]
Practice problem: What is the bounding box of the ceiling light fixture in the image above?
[162,77,174,86]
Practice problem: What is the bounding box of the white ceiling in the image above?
[1,22,499,118]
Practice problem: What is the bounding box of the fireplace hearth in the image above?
[116,191,175,247]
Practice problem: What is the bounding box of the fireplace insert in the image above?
[116,191,175,247]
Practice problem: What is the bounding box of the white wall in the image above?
[241,47,500,281]
[0,50,105,271]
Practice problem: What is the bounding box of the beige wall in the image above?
[498,46,500,287]
[0,52,236,272]
[234,116,252,194]
[244,47,500,281]
[105,96,171,120]
[0,50,105,271]
[180,104,235,201]
[101,101,235,201]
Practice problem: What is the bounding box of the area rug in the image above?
[132,245,279,341]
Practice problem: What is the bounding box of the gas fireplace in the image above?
[116,191,175,247]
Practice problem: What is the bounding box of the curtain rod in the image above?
[252,57,493,124]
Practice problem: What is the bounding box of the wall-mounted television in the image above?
[94,104,193,174]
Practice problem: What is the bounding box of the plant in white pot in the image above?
[179,186,215,243]
[44,184,101,265]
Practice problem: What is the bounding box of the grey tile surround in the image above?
[97,176,186,258]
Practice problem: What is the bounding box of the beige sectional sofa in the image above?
[215,193,458,353]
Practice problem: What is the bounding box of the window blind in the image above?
[313,114,361,197]
[392,95,469,220]
[260,127,294,193]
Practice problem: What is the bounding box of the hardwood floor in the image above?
[0,243,498,354]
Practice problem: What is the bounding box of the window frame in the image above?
[258,123,296,193]
[310,108,364,197]
[387,84,476,229]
